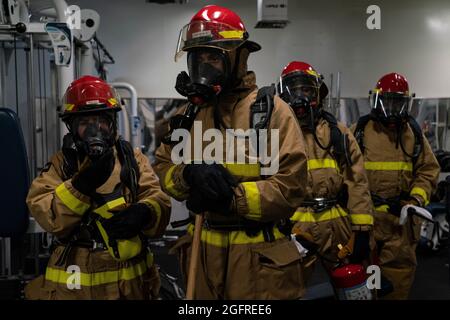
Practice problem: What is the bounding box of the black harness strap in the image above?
[250,84,275,130]
[354,113,423,163]
[405,115,424,162]
[320,111,353,167]
[353,114,372,155]
[116,138,140,203]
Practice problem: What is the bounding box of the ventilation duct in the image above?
[255,0,289,29]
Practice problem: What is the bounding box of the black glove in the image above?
[71,149,115,195]
[183,163,237,201]
[349,231,371,264]
[186,189,234,215]
[102,203,153,240]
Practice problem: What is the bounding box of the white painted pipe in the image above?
[17,0,30,23]
[118,101,131,143]
[37,8,57,18]
[110,82,140,149]
[79,41,95,76]
[52,0,74,140]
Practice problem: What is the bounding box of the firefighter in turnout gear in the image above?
[25,76,171,300]
[154,5,309,299]
[351,72,440,299]
[278,61,374,284]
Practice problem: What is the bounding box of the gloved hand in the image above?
[71,149,115,195]
[102,203,153,240]
[186,188,234,215]
[349,231,371,264]
[183,163,237,201]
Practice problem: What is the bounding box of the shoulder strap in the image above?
[407,115,424,161]
[321,111,353,166]
[116,138,140,203]
[250,84,275,130]
[162,102,200,145]
[353,114,372,153]
[61,133,79,180]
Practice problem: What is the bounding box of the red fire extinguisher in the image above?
[330,264,372,300]
[328,233,373,300]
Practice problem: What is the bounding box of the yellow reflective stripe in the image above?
[241,182,262,219]
[142,199,162,236]
[64,103,75,111]
[93,197,126,219]
[410,186,429,206]
[349,214,374,225]
[45,254,153,287]
[364,161,413,171]
[290,206,348,223]
[187,224,227,248]
[375,205,389,213]
[307,158,339,171]
[291,212,315,222]
[164,165,186,198]
[55,182,90,215]
[306,69,319,78]
[187,224,285,247]
[223,163,260,177]
[218,30,244,39]
[107,98,118,106]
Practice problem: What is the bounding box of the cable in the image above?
[37,47,44,169]
[311,108,332,151]
[13,33,19,116]
[42,48,49,160]
[96,36,103,79]
[398,121,419,159]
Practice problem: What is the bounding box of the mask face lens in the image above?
[71,111,115,158]
[187,49,227,87]
[291,85,316,100]
[74,114,112,139]
[376,93,409,120]
[189,50,224,73]
[281,73,319,108]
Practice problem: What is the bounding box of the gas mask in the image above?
[372,92,410,128]
[279,75,321,126]
[290,95,313,121]
[71,112,116,159]
[175,48,229,105]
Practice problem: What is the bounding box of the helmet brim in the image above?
[244,40,261,52]
[60,105,121,120]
